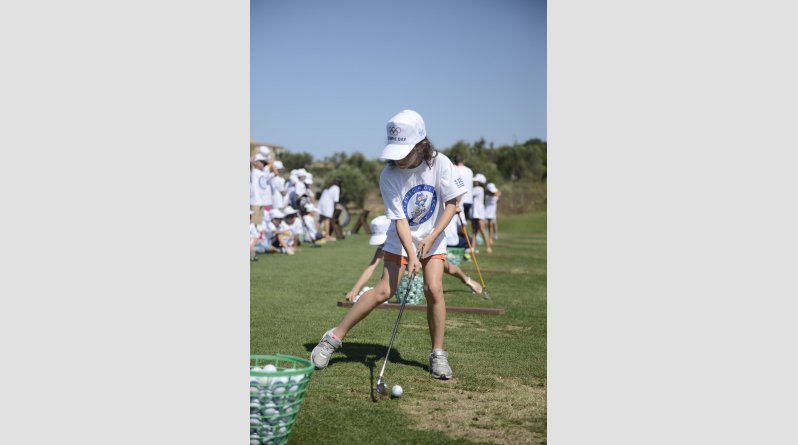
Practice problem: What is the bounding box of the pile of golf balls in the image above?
[445,248,464,266]
[353,286,372,303]
[250,364,311,445]
[394,271,425,304]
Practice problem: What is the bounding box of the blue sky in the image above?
[251,0,546,159]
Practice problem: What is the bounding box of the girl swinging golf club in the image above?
[311,109,467,380]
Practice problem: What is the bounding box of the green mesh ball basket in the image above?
[250,355,314,445]
[394,270,425,304]
[446,247,465,266]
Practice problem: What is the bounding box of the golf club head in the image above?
[376,380,388,395]
[482,290,491,300]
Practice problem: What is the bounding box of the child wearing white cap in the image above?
[265,209,295,255]
[312,109,467,380]
[283,206,302,247]
[250,153,273,224]
[344,215,482,302]
[301,203,322,243]
[470,173,493,254]
[485,182,501,241]
[318,177,342,241]
[270,161,287,211]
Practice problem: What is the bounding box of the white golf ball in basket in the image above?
[391,384,403,397]
[353,286,372,302]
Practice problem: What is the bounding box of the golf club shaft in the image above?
[377,250,423,383]
[459,213,488,291]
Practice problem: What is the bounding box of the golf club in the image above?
[376,249,424,395]
[459,212,490,300]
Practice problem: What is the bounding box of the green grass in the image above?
[251,212,547,444]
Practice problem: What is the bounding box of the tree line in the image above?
[279,138,547,209]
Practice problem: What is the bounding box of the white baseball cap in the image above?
[368,215,391,245]
[259,145,271,156]
[486,183,497,193]
[273,160,284,170]
[253,153,268,162]
[296,169,308,177]
[304,173,313,185]
[473,173,487,184]
[380,109,427,161]
[269,209,285,219]
[283,206,298,216]
[304,203,318,213]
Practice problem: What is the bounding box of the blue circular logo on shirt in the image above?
[402,184,437,226]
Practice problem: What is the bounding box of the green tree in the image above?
[344,151,383,186]
[279,151,314,172]
[323,164,371,208]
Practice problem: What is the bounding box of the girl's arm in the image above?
[346,247,384,301]
[396,219,420,275]
[417,198,458,256]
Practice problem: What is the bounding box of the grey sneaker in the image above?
[429,349,453,379]
[311,329,341,369]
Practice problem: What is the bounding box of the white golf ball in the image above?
[391,384,403,397]
[263,364,278,373]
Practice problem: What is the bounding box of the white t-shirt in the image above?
[271,176,286,209]
[265,220,286,243]
[294,181,307,200]
[302,214,317,239]
[444,214,460,246]
[453,164,474,205]
[485,194,498,220]
[380,153,467,258]
[470,186,485,220]
[249,222,262,244]
[287,216,303,237]
[318,184,339,218]
[250,169,273,206]
[291,181,309,208]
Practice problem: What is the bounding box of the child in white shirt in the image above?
[470,173,493,254]
[264,209,295,255]
[312,109,467,380]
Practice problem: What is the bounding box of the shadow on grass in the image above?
[443,288,479,295]
[303,341,426,402]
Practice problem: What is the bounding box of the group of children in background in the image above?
[250,145,342,260]
[249,144,501,264]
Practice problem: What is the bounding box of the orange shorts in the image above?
[383,251,446,266]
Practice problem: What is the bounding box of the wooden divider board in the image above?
[337,301,505,315]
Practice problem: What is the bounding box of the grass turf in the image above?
[251,212,546,444]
